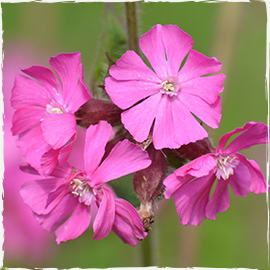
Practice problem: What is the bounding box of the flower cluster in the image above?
[11,24,268,246]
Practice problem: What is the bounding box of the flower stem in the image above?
[125,2,140,54]
[141,230,153,266]
[125,2,154,266]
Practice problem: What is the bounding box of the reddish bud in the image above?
[168,137,216,163]
[75,98,122,128]
[133,144,167,231]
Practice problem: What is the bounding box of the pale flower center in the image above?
[215,154,239,180]
[46,103,64,114]
[160,78,180,97]
[69,178,93,205]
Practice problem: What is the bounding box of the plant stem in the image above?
[141,230,153,266]
[125,2,154,266]
[125,2,140,54]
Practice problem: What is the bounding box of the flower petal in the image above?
[20,178,67,215]
[217,121,269,154]
[153,95,208,149]
[17,125,63,177]
[108,50,160,82]
[173,173,216,226]
[178,49,222,83]
[173,154,216,178]
[49,52,91,112]
[84,121,114,177]
[34,193,78,232]
[21,65,62,102]
[205,178,230,220]
[160,24,194,76]
[64,62,92,112]
[11,74,51,109]
[39,148,60,176]
[46,182,71,213]
[16,126,51,173]
[163,173,187,199]
[121,93,162,143]
[50,163,74,178]
[180,93,222,129]
[92,139,151,186]
[19,159,40,175]
[172,96,209,147]
[139,24,168,78]
[19,160,73,179]
[11,106,46,135]
[41,113,76,149]
[112,198,147,246]
[105,77,160,110]
[139,24,192,79]
[55,202,90,244]
[152,95,177,149]
[181,73,225,104]
[93,187,115,240]
[237,154,268,194]
[228,156,251,197]
[57,133,77,166]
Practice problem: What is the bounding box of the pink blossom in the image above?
[164,122,269,226]
[105,24,225,149]
[11,52,91,175]
[3,43,55,265]
[20,121,151,245]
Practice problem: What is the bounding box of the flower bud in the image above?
[170,137,216,162]
[75,98,122,128]
[133,144,167,231]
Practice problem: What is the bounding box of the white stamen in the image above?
[46,103,64,114]
[160,78,179,96]
[215,154,239,180]
[69,178,93,205]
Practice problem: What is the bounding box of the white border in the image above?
[0,1,268,270]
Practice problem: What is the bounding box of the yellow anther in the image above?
[70,178,91,197]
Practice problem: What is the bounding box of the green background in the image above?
[2,1,268,269]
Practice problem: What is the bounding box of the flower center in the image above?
[69,178,93,205]
[160,78,180,97]
[215,154,239,180]
[46,103,64,114]
[46,101,65,114]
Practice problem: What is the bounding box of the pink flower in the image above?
[3,44,55,265]
[20,121,151,245]
[164,122,269,226]
[105,24,225,150]
[11,52,91,175]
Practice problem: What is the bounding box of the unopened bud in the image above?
[170,137,216,162]
[133,144,167,231]
[75,98,122,128]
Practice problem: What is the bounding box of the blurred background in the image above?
[2,1,268,269]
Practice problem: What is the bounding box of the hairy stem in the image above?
[125,2,140,54]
